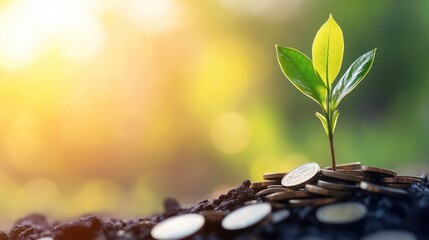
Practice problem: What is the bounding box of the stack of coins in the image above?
[150,162,424,239]
[250,162,424,207]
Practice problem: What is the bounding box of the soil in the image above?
[3,179,429,240]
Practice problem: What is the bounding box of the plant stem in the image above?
[328,132,336,171]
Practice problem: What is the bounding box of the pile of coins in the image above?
[250,162,423,205]
[149,162,424,240]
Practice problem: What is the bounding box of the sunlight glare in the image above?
[0,0,105,70]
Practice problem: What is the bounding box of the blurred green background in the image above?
[0,0,428,228]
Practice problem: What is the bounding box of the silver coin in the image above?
[151,213,205,240]
[271,209,290,224]
[316,202,367,224]
[222,202,272,230]
[360,230,417,240]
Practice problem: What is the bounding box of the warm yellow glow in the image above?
[211,112,250,154]
[250,153,308,181]
[69,179,122,215]
[125,0,179,33]
[0,0,295,225]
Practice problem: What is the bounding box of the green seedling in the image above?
[276,14,376,170]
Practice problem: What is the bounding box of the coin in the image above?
[360,182,409,198]
[263,172,288,181]
[267,185,287,189]
[380,183,411,190]
[255,188,293,198]
[376,176,422,184]
[281,162,320,189]
[317,180,359,192]
[305,184,352,198]
[316,202,367,224]
[250,180,278,189]
[151,213,205,240]
[360,230,417,240]
[244,200,261,206]
[270,209,291,224]
[265,191,313,201]
[221,203,272,231]
[321,169,366,183]
[325,162,361,170]
[336,170,371,178]
[361,166,397,177]
[289,197,338,207]
[250,180,278,188]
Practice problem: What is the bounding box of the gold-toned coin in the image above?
[289,197,339,207]
[221,203,272,231]
[281,162,320,189]
[317,180,359,192]
[321,169,366,183]
[376,176,422,184]
[361,166,397,177]
[151,213,205,240]
[250,180,278,189]
[263,172,288,181]
[325,162,361,170]
[254,188,293,198]
[265,191,312,202]
[336,170,371,178]
[316,202,367,224]
[360,182,409,198]
[305,184,352,198]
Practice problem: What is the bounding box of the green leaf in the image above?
[332,49,376,109]
[276,45,327,108]
[312,14,344,86]
[331,110,340,133]
[316,112,329,135]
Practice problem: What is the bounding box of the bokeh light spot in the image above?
[211,112,250,154]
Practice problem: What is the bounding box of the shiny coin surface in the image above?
[325,162,361,170]
[317,180,359,192]
[271,209,291,224]
[361,166,397,177]
[151,213,205,240]
[263,172,288,181]
[360,182,409,198]
[336,170,371,178]
[360,230,417,240]
[255,188,293,198]
[265,191,312,201]
[289,197,338,207]
[267,185,287,189]
[316,202,367,224]
[305,184,352,198]
[222,203,272,231]
[321,169,366,183]
[243,200,261,206]
[281,162,320,189]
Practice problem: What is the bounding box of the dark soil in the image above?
[3,179,429,240]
